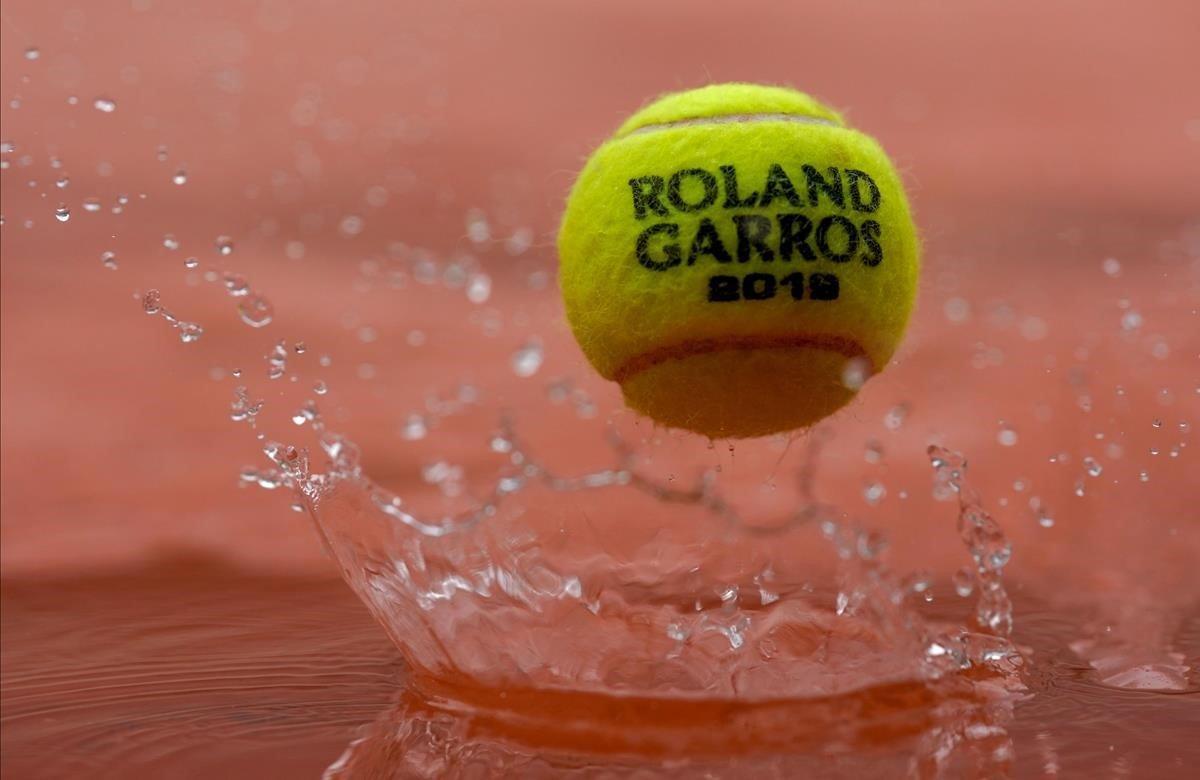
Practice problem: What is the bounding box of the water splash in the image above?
[928,446,1014,639]
[139,289,203,344]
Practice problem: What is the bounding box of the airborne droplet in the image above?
[840,357,871,390]
[511,340,544,378]
[466,273,492,304]
[178,322,203,343]
[237,294,274,328]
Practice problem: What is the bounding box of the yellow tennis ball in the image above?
[558,83,920,438]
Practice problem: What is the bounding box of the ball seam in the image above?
[611,333,871,383]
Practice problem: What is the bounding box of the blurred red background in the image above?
[3,0,1198,575]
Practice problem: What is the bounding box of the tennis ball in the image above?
[558,83,920,438]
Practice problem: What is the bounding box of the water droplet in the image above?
[313,380,328,395]
[1083,456,1103,477]
[0,141,14,154]
[505,227,533,255]
[55,175,69,189]
[1101,257,1121,277]
[24,47,40,61]
[401,414,429,440]
[178,322,203,343]
[841,357,872,390]
[101,251,119,270]
[997,425,1018,447]
[264,341,289,379]
[215,235,234,255]
[237,294,273,328]
[339,215,364,236]
[953,567,975,597]
[172,168,188,185]
[884,402,911,431]
[284,240,305,260]
[1152,418,1163,428]
[862,481,886,505]
[66,95,78,105]
[511,340,544,378]
[1120,310,1143,332]
[293,342,307,354]
[864,439,884,464]
[944,296,971,323]
[364,185,389,207]
[163,234,180,250]
[465,208,490,243]
[223,273,250,297]
[1032,499,1056,528]
[1019,316,1048,341]
[82,197,101,212]
[93,97,117,113]
[155,145,168,162]
[183,256,199,269]
[1138,471,1150,483]
[229,387,262,425]
[466,273,492,304]
[1180,421,1192,434]
[406,329,426,347]
[54,204,70,222]
[856,529,888,559]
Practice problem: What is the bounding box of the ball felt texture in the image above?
[558,83,920,438]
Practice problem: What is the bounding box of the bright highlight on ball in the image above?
[558,83,920,438]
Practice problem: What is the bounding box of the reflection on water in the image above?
[3,556,1195,778]
[326,678,1017,778]
[0,556,401,780]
